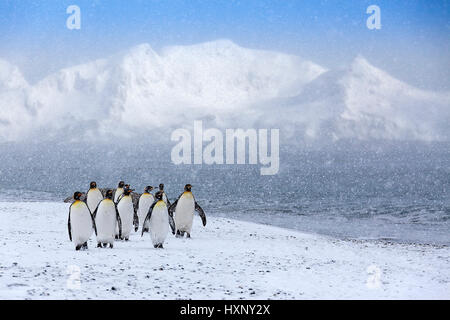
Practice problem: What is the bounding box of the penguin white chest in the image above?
[117,196,134,238]
[149,201,169,246]
[87,188,103,212]
[138,194,154,227]
[174,192,195,233]
[70,201,93,246]
[95,200,116,243]
[114,188,124,203]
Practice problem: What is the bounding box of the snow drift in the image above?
[0,40,449,143]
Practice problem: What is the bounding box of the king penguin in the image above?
[116,186,139,240]
[93,190,122,248]
[86,181,104,213]
[68,191,97,250]
[137,186,155,230]
[142,191,175,248]
[158,183,171,206]
[169,184,206,238]
[114,181,125,203]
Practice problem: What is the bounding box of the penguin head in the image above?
[73,191,83,201]
[123,186,134,195]
[155,191,163,200]
[105,190,113,199]
[118,181,125,188]
[144,186,153,193]
[159,183,164,190]
[184,184,192,192]
[90,181,97,189]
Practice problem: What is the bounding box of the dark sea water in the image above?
[0,141,449,245]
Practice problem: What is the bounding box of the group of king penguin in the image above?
[68,181,207,251]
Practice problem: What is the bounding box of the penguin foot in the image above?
[175,230,182,238]
[102,243,108,248]
[82,242,88,250]
[154,243,163,249]
[115,235,119,240]
[109,243,114,249]
[75,245,82,251]
[125,238,129,241]
[186,233,191,239]
[97,243,102,248]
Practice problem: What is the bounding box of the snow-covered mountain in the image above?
[256,56,450,141]
[0,40,448,143]
[0,59,33,141]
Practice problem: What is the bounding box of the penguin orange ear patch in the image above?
[183,191,194,198]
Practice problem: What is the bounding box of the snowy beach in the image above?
[0,201,448,299]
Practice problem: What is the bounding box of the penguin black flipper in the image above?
[141,202,156,236]
[168,194,181,214]
[90,211,98,236]
[166,194,179,235]
[115,203,122,239]
[133,212,139,232]
[92,205,99,219]
[68,204,73,241]
[135,195,141,213]
[165,193,171,207]
[195,202,207,226]
[131,192,140,228]
[116,194,124,205]
[131,192,140,212]
[168,211,176,235]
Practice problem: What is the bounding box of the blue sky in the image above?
[0,0,449,89]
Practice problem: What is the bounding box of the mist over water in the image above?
[1,140,448,245]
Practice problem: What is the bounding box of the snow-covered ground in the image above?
[0,201,449,299]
